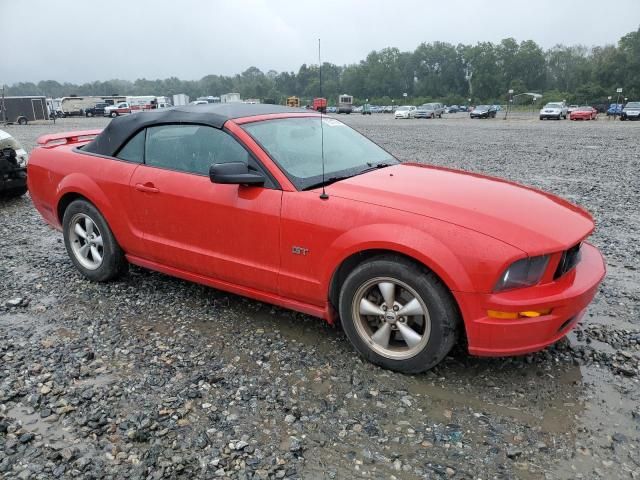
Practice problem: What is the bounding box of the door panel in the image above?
[129,165,282,294]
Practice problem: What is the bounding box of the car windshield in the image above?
[243,117,397,190]
[626,102,640,108]
[397,106,410,111]
[419,105,434,110]
[545,103,562,109]
[476,105,489,109]
[577,106,592,111]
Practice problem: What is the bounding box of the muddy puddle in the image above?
[6,404,74,450]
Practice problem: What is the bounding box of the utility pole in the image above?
[1,85,6,125]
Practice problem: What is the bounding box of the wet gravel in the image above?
[1,114,639,479]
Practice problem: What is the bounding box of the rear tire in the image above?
[17,117,27,125]
[86,111,93,117]
[62,199,128,282]
[338,255,459,373]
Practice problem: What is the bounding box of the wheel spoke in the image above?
[74,223,87,239]
[371,323,392,348]
[397,322,422,348]
[360,298,384,316]
[378,282,396,307]
[90,246,102,263]
[78,244,90,259]
[93,235,103,247]
[85,218,95,236]
[397,297,424,317]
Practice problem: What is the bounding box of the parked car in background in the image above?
[362,104,372,115]
[85,103,110,117]
[327,106,337,113]
[620,101,640,121]
[104,102,132,117]
[458,105,468,112]
[394,105,417,119]
[592,103,608,113]
[422,103,445,118]
[539,102,568,120]
[567,105,579,114]
[383,106,393,113]
[0,129,28,197]
[569,106,598,121]
[606,103,624,117]
[415,104,439,119]
[470,105,498,119]
[447,105,459,113]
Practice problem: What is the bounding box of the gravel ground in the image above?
[1,114,639,479]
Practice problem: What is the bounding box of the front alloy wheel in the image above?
[352,277,430,360]
[339,255,459,373]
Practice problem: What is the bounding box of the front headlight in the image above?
[494,255,549,292]
[16,148,28,167]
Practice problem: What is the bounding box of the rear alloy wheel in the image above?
[339,256,459,373]
[63,200,128,281]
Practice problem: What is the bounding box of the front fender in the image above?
[321,221,523,295]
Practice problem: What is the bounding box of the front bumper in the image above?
[455,242,605,357]
[0,168,27,192]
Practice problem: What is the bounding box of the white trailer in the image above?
[221,93,241,103]
[172,93,189,106]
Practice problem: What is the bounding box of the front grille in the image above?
[554,243,582,280]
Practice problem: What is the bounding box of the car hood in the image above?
[326,163,594,254]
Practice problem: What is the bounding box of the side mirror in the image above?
[209,162,265,186]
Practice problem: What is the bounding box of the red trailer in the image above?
[313,97,327,113]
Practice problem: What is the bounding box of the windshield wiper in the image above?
[303,175,352,191]
[366,162,391,168]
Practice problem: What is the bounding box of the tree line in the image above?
[5,27,639,106]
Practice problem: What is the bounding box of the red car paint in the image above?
[27,115,606,357]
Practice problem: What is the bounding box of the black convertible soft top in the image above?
[83,103,306,157]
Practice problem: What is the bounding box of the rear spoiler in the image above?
[36,129,103,148]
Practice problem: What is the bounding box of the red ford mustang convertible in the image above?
[28,104,605,373]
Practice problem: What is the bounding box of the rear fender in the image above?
[56,173,117,232]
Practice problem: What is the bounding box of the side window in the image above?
[145,124,250,176]
[116,129,145,163]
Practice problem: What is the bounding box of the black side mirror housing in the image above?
[209,162,265,185]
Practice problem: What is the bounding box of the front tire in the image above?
[110,111,118,118]
[62,200,128,282]
[339,256,459,373]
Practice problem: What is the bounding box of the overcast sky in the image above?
[2,0,639,84]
